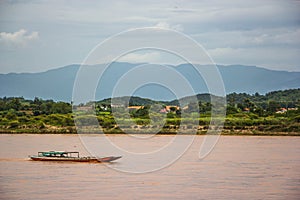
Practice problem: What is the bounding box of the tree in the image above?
[9,120,19,129]
[0,99,6,111]
[268,101,281,113]
[33,97,42,106]
[226,105,238,114]
[51,102,72,114]
[7,98,22,111]
[133,105,150,119]
[169,106,177,112]
[228,96,236,107]
[6,110,17,120]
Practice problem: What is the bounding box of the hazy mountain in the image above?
[0,62,299,102]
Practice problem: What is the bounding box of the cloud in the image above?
[118,52,162,63]
[154,22,184,32]
[0,0,299,72]
[0,29,39,47]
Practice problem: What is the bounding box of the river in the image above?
[0,134,299,199]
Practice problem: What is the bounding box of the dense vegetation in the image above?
[0,89,299,135]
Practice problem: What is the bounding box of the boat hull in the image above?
[30,156,121,163]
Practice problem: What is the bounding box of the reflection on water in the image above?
[0,134,299,200]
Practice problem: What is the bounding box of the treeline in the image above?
[0,97,73,132]
[94,89,300,118]
[0,97,72,114]
[227,89,300,111]
[0,89,299,134]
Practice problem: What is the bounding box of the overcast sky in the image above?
[0,0,300,73]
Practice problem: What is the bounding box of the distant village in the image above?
[76,103,298,114]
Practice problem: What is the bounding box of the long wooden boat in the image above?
[29,151,121,163]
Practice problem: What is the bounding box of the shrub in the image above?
[9,120,20,129]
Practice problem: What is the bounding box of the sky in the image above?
[0,0,300,73]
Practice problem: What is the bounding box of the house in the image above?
[111,104,124,108]
[243,107,250,112]
[165,106,180,112]
[128,106,144,111]
[159,108,167,113]
[76,106,93,111]
[276,108,287,114]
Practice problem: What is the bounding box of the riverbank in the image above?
[1,92,299,136]
[1,127,299,136]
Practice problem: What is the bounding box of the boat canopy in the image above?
[38,151,80,158]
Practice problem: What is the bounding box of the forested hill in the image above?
[1,88,299,110]
[226,89,300,105]
[96,89,300,108]
[96,88,299,104]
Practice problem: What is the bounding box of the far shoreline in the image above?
[1,130,299,136]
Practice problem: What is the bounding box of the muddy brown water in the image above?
[0,134,299,200]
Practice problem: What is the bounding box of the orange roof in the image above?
[128,106,144,110]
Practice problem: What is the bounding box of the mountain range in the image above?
[1,62,299,102]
